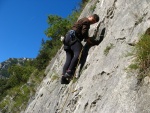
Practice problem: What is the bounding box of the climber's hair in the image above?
[92,14,99,22]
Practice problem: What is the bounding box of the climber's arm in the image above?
[86,37,94,45]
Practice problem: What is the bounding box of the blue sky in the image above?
[0,0,81,62]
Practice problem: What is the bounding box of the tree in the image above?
[45,15,71,39]
[7,65,34,88]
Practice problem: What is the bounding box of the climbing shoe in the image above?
[61,75,70,84]
[64,70,73,81]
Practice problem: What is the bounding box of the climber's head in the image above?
[88,14,99,24]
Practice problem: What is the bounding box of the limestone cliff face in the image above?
[24,0,150,113]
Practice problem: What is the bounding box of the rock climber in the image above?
[61,14,99,84]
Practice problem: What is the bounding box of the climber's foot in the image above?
[61,75,70,84]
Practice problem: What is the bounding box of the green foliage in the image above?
[30,69,45,85]
[0,85,31,113]
[134,33,150,81]
[0,58,32,78]
[45,15,71,38]
[0,63,35,103]
[0,70,10,78]
[104,43,114,56]
[7,65,35,87]
[0,68,45,113]
[135,34,150,72]
[0,96,9,113]
[12,85,30,112]
[35,39,62,70]
[9,58,18,65]
[0,79,8,100]
[128,63,139,70]
[127,31,150,81]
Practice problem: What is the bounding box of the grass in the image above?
[128,32,150,81]
[128,63,139,70]
[136,34,150,71]
[135,33,150,80]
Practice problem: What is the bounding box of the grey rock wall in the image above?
[24,0,150,113]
